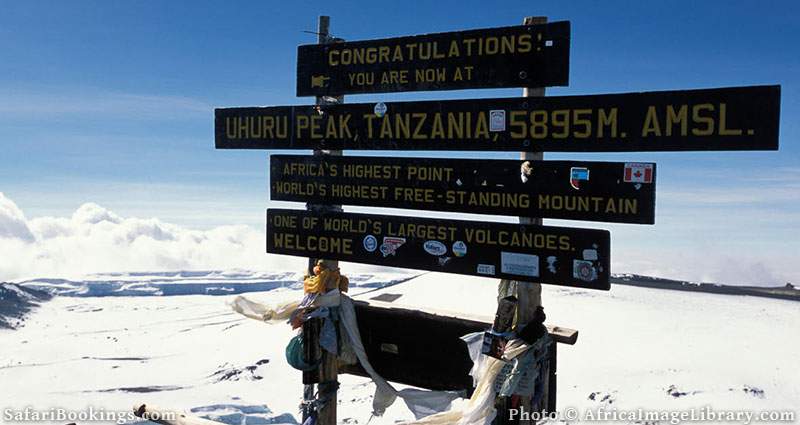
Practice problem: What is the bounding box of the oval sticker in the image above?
[423,240,447,256]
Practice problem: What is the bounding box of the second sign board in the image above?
[217,86,780,152]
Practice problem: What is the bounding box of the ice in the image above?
[16,269,419,298]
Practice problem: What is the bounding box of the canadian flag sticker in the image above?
[623,163,654,184]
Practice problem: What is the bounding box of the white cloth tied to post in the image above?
[231,291,541,424]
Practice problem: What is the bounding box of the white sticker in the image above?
[501,252,540,277]
[452,241,467,257]
[374,102,387,117]
[582,249,598,261]
[477,264,496,276]
[489,110,506,132]
[363,235,378,252]
[423,240,447,256]
[573,260,597,282]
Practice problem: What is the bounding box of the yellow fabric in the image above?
[304,268,349,294]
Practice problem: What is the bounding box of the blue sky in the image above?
[0,1,798,285]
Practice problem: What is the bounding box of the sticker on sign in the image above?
[477,264,496,276]
[423,240,447,256]
[363,235,378,252]
[452,241,467,257]
[624,163,654,183]
[380,237,406,257]
[573,260,598,282]
[374,102,387,117]
[569,167,590,190]
[501,252,540,277]
[490,110,506,132]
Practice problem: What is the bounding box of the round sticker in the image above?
[363,235,378,252]
[578,263,592,279]
[452,241,467,257]
[574,261,596,282]
[374,102,387,117]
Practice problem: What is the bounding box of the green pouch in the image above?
[285,334,320,371]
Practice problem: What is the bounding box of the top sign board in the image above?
[296,22,570,96]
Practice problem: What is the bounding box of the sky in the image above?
[0,0,798,285]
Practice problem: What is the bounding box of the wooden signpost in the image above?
[270,155,657,224]
[214,13,781,425]
[216,85,780,152]
[301,16,342,425]
[267,209,611,290]
[296,22,570,96]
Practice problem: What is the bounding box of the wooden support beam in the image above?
[357,298,578,345]
[547,342,558,413]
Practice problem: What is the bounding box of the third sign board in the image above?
[270,155,657,224]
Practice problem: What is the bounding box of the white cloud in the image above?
[0,192,305,281]
[0,87,210,121]
[659,186,800,206]
[0,192,796,287]
[0,193,35,242]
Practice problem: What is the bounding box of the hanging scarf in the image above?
[304,263,349,294]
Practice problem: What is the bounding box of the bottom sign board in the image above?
[267,209,610,290]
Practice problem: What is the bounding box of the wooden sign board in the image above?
[340,298,574,395]
[341,300,483,391]
[267,209,611,290]
[296,22,570,96]
[270,155,657,224]
[216,85,780,152]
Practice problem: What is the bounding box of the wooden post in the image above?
[546,342,557,413]
[518,15,547,425]
[300,15,342,425]
[517,14,546,323]
[495,16,549,425]
[495,17,548,425]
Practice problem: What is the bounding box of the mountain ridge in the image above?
[611,273,799,301]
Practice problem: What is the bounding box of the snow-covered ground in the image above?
[1,270,798,424]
